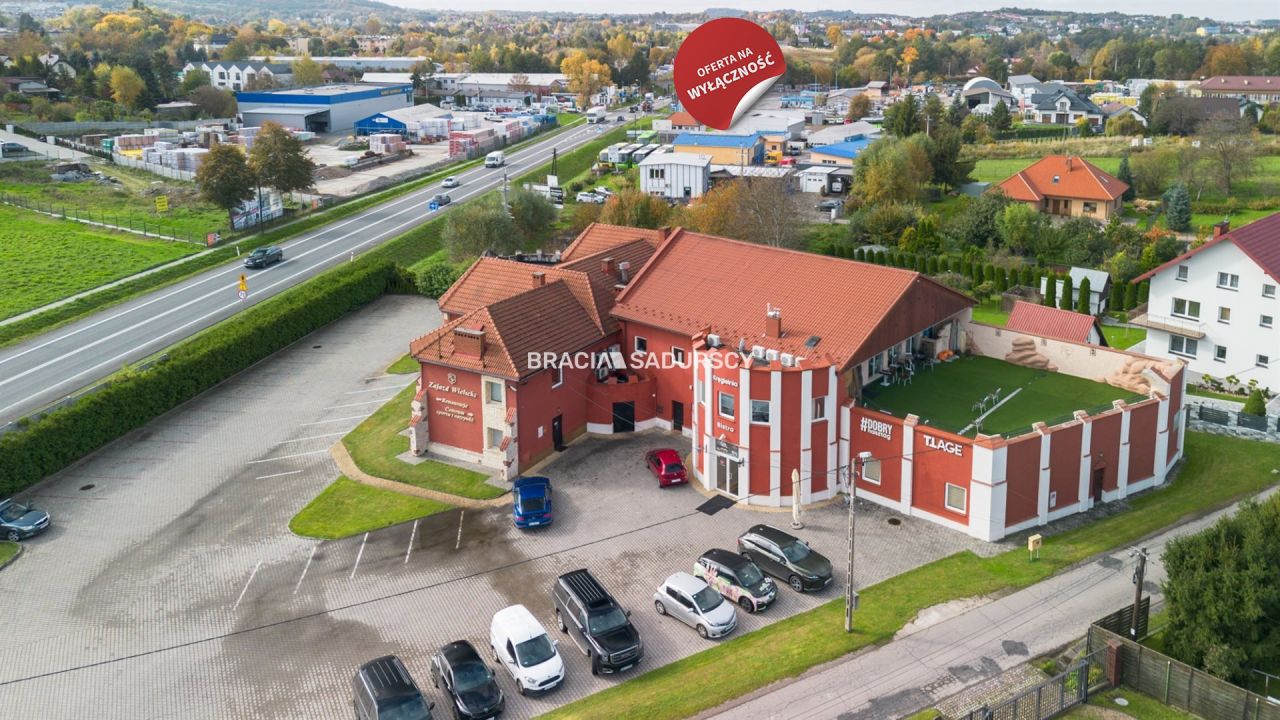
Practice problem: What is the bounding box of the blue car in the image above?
[1,498,51,542]
[513,477,553,528]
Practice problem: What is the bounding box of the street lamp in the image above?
[846,450,872,633]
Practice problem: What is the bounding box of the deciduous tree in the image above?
[195,144,255,223]
[248,122,315,195]
[442,196,518,260]
[561,50,611,108]
[292,54,324,87]
[509,187,557,246]
[598,188,671,229]
[109,65,144,110]
[845,94,872,122]
[1198,116,1257,195]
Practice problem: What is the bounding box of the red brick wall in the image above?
[1004,435,1041,527]
[749,366,772,497]
[518,337,618,468]
[1047,423,1082,510]
[421,364,484,453]
[849,408,902,504]
[622,322,693,428]
[1127,401,1159,483]
[810,368,830,493]
[1089,412,1122,492]
[911,427,972,523]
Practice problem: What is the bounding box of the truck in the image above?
[586,106,608,124]
[484,150,505,168]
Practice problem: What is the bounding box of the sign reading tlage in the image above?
[673,18,786,130]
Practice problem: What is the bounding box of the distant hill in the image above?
[89,0,426,23]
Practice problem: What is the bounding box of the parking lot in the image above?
[0,294,994,719]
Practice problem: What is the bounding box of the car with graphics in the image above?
[489,604,564,695]
[351,655,436,720]
[430,193,452,207]
[242,246,283,269]
[644,448,687,487]
[693,548,776,613]
[429,641,504,719]
[0,498,51,542]
[737,524,833,593]
[652,571,738,639]
[512,476,553,529]
[552,569,643,675]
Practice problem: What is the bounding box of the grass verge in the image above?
[538,432,1278,720]
[342,382,504,500]
[1100,325,1146,350]
[0,541,18,567]
[1185,387,1245,403]
[386,353,419,374]
[1067,688,1198,719]
[289,476,452,539]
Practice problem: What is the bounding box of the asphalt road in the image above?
[0,117,624,426]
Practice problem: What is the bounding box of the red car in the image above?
[645,448,688,487]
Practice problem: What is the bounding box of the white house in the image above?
[181,61,293,91]
[1039,266,1111,315]
[638,151,711,201]
[1132,216,1280,390]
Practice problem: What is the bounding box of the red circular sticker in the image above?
[673,18,787,131]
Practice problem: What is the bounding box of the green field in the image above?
[0,205,200,320]
[972,157,1122,185]
[289,476,452,539]
[862,356,1140,435]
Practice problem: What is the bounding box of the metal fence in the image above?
[17,119,234,135]
[110,153,198,182]
[0,191,204,244]
[1195,403,1279,434]
[957,649,1109,720]
[1197,405,1232,425]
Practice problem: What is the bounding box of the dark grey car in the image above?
[0,499,51,542]
[352,655,435,720]
[737,524,832,593]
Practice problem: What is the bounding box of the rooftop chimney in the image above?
[1066,156,1074,171]
[617,260,631,284]
[658,226,672,243]
[766,308,782,338]
[601,257,615,276]
[531,271,546,288]
[1213,219,1230,238]
[453,325,486,358]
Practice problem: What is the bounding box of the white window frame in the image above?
[1171,298,1200,320]
[717,391,735,419]
[750,399,770,424]
[1264,283,1276,299]
[634,336,647,354]
[1169,336,1198,358]
[812,396,826,420]
[1218,307,1231,324]
[862,459,881,485]
[485,380,503,404]
[551,365,563,388]
[944,483,968,513]
[486,427,503,449]
[1258,355,1271,369]
[1214,345,1227,363]
[1262,315,1274,329]
[1176,265,1188,281]
[1217,272,1239,290]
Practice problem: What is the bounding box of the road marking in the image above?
[405,519,418,564]
[294,545,317,595]
[455,511,465,550]
[350,533,368,580]
[324,398,398,409]
[232,560,263,611]
[246,448,329,464]
[255,469,303,480]
[273,431,347,444]
[300,414,368,426]
[345,385,407,395]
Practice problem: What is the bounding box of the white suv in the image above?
[490,604,565,695]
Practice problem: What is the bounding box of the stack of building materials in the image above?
[368,133,407,155]
[293,130,316,142]
[415,117,451,142]
[114,133,157,150]
[166,148,208,172]
[238,126,262,150]
[81,133,108,147]
[143,127,180,138]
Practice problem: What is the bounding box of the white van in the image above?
[484,150,505,168]
[489,604,565,695]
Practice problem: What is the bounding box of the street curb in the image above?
[0,542,24,572]
[330,443,510,509]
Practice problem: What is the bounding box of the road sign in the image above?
[237,289,247,301]
[428,202,439,212]
[155,196,169,213]
[548,187,565,203]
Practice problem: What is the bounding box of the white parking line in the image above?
[324,398,397,410]
[455,511,465,550]
[246,448,329,464]
[345,386,408,395]
[300,414,368,426]
[255,469,303,480]
[273,431,347,445]
[232,560,263,611]
[405,519,418,564]
[350,533,368,580]
[294,545,318,595]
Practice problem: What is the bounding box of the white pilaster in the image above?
[1116,402,1132,499]
[1036,429,1052,525]
[1076,414,1093,511]
[738,365,751,498]
[703,357,715,493]
[900,419,915,509]
[1153,395,1170,486]
[770,370,782,503]
[967,443,1007,541]
[799,369,813,505]
[838,403,851,499]
[826,366,837,497]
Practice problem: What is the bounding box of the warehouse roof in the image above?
[673,132,760,148]
[639,151,711,167]
[810,138,872,159]
[239,105,327,116]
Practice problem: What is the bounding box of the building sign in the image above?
[714,437,740,459]
[713,375,739,388]
[427,380,478,399]
[923,434,965,457]
[433,396,475,423]
[859,416,894,442]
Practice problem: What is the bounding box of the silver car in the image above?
[653,571,737,639]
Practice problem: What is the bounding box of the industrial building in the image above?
[235,84,412,133]
[672,132,764,166]
[638,152,712,201]
[354,102,450,136]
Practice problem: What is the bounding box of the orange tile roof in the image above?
[612,229,975,367]
[560,222,665,262]
[437,257,606,332]
[668,111,701,128]
[1005,301,1103,346]
[995,156,1128,203]
[410,281,604,380]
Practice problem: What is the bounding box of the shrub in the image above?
[413,255,464,298]
[1243,389,1266,417]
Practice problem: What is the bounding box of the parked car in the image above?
[0,498,50,542]
[552,569,643,675]
[242,246,283,269]
[644,448,687,487]
[575,191,605,204]
[592,187,614,198]
[653,571,738,639]
[512,476,553,529]
[429,641,504,720]
[489,604,565,695]
[737,524,832,593]
[693,548,777,613]
[1,142,29,157]
[442,176,460,188]
[815,199,842,211]
[430,193,452,207]
[352,655,436,720]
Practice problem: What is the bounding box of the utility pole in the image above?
[846,451,871,633]
[502,172,509,210]
[551,147,557,178]
[1129,547,1149,639]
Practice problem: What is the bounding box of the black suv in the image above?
[737,524,833,593]
[243,245,283,268]
[429,641,504,719]
[552,569,643,675]
[352,655,435,720]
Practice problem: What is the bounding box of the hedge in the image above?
[0,260,394,495]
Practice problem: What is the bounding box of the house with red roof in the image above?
[1006,301,1105,346]
[994,155,1128,221]
[1131,214,1280,390]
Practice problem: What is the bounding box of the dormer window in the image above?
[1052,175,1060,183]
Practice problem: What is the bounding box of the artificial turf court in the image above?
[861,355,1142,436]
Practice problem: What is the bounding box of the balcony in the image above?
[1128,310,1205,338]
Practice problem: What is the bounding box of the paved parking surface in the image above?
[0,295,991,719]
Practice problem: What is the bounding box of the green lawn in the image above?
[289,476,452,539]
[342,382,505,500]
[539,432,1280,720]
[1101,325,1147,350]
[0,541,18,567]
[862,356,1140,436]
[1064,688,1199,719]
[1186,386,1246,403]
[971,297,1010,326]
[0,205,200,320]
[386,353,419,375]
[971,157,1122,185]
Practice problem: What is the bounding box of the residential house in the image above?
[638,151,712,201]
[37,53,76,78]
[0,77,59,97]
[181,61,293,91]
[1037,266,1112,315]
[355,35,394,55]
[1195,76,1280,105]
[1026,87,1104,128]
[1101,102,1147,128]
[194,33,231,55]
[994,155,1128,221]
[1131,215,1280,390]
[961,76,1016,114]
[672,132,763,166]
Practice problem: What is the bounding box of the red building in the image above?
[408,224,1186,541]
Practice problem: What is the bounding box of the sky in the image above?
[385,0,1276,23]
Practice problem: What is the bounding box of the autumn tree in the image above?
[195,144,255,223]
[190,86,237,118]
[606,34,634,69]
[598,188,671,229]
[899,46,919,78]
[845,94,872,122]
[1198,116,1257,195]
[509,187,557,246]
[442,196,518,260]
[561,50,611,107]
[852,136,931,204]
[682,178,804,249]
[109,65,144,110]
[248,122,315,195]
[292,54,324,87]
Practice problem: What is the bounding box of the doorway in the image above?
[671,401,684,433]
[715,455,740,495]
[611,402,635,433]
[1091,467,1105,502]
[552,415,564,451]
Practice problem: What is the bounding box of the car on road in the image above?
[592,187,614,199]
[352,655,436,720]
[512,476,553,528]
[1,141,29,157]
[815,199,843,211]
[737,524,833,593]
[614,115,625,122]
[653,571,738,639]
[442,176,460,188]
[693,548,777,613]
[0,498,50,542]
[430,193,452,207]
[429,641,504,719]
[644,448,687,487]
[575,191,605,204]
[242,246,283,269]
[489,604,565,695]
[552,568,643,675]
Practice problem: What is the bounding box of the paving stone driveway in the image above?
[0,296,989,719]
